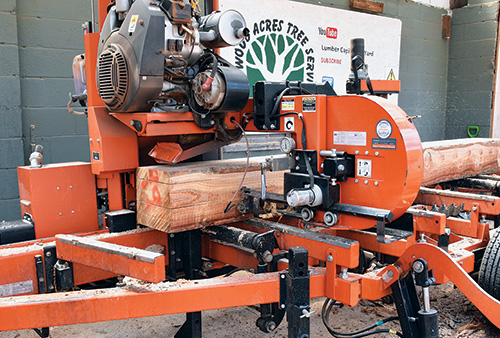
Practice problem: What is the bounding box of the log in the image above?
[136,157,285,233]
[137,138,500,232]
[422,138,500,186]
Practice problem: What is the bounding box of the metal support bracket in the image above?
[34,254,50,338]
[286,247,311,338]
[43,245,57,293]
[172,230,203,338]
[256,251,288,333]
[391,273,421,338]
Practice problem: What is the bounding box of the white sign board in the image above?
[219,0,402,103]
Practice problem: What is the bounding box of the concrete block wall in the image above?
[0,0,23,221]
[17,0,93,164]
[0,1,93,221]
[445,1,498,139]
[298,0,449,141]
[0,0,496,221]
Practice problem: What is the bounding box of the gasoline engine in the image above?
[96,0,250,128]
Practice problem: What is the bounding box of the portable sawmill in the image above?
[2,1,500,337]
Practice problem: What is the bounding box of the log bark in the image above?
[136,157,285,233]
[422,138,500,186]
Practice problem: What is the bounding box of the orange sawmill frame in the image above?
[3,1,500,336]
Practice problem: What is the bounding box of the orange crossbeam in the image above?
[360,79,400,93]
[0,269,329,331]
[56,234,166,283]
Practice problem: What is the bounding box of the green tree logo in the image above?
[246,33,305,85]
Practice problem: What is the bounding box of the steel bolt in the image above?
[263,250,273,263]
[327,254,333,262]
[295,166,300,170]
[171,250,176,255]
[413,260,424,273]
[382,269,394,283]
[300,308,315,318]
[321,163,324,169]
[46,251,52,257]
[210,120,216,126]
[281,304,286,309]
[340,268,349,279]
[170,234,175,238]
[270,124,276,129]
[364,180,368,184]
[59,212,62,216]
[281,274,286,279]
[97,139,100,142]
[375,152,379,156]
[57,187,60,190]
[355,179,359,183]
[39,277,44,283]
[445,227,451,235]
[72,210,75,214]
[374,181,379,186]
[337,164,345,172]
[355,150,359,155]
[472,206,478,211]
[70,185,73,188]
[267,321,277,331]
[89,138,92,142]
[365,151,369,155]
[296,156,300,161]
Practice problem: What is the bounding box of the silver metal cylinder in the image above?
[319,149,337,157]
[29,145,44,168]
[422,287,431,312]
[286,185,323,207]
[90,0,95,33]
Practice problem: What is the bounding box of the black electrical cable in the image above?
[269,85,311,121]
[322,299,402,338]
[187,86,211,117]
[208,52,217,79]
[274,111,313,186]
[274,112,307,150]
[217,119,242,141]
[366,76,375,95]
[224,121,249,213]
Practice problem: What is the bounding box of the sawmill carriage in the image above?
[2,1,500,337]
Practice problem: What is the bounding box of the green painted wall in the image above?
[0,0,93,221]
[445,1,498,139]
[0,0,498,221]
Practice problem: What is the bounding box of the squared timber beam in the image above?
[349,0,383,14]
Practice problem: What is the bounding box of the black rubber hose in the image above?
[322,299,402,338]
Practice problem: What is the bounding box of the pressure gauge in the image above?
[280,137,296,154]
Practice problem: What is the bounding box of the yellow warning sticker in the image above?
[281,99,295,111]
[302,97,316,112]
[387,69,396,81]
[128,15,139,33]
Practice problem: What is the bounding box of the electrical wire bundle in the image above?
[322,298,403,337]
